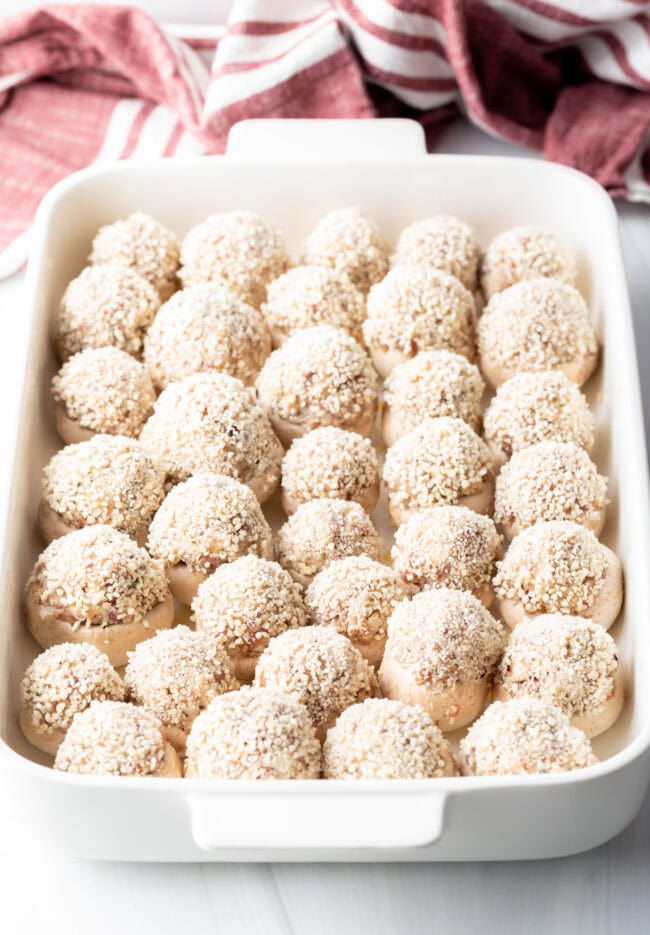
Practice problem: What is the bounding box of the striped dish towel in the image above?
[2,1,650,277]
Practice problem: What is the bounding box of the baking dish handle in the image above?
[188,788,446,851]
[226,118,427,161]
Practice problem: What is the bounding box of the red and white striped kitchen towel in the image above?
[3,0,650,277]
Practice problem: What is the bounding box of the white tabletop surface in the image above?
[0,120,648,935]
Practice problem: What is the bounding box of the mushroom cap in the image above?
[54,701,168,776]
[459,698,597,776]
[179,210,289,306]
[323,698,453,779]
[184,687,321,779]
[143,283,271,390]
[56,263,159,360]
[89,211,180,300]
[301,206,389,294]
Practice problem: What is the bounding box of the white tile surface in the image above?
[0,120,648,934]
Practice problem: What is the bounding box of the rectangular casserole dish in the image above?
[0,119,649,862]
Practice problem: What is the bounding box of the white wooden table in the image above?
[0,120,648,935]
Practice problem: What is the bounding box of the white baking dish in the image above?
[1,119,649,862]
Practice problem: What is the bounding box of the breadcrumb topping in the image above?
[179,210,289,307]
[484,371,594,460]
[52,347,156,438]
[301,207,389,294]
[281,427,379,509]
[477,279,597,375]
[363,265,476,360]
[139,372,283,490]
[305,556,408,646]
[494,442,607,532]
[384,588,505,689]
[384,350,484,434]
[275,498,382,581]
[185,687,321,779]
[256,325,377,432]
[42,435,164,537]
[21,643,123,737]
[27,525,168,628]
[54,701,166,776]
[124,626,237,733]
[497,615,619,718]
[254,626,378,731]
[392,506,499,593]
[56,263,159,360]
[143,283,271,390]
[147,473,273,575]
[394,214,480,291]
[193,556,307,656]
[262,265,366,343]
[89,212,180,300]
[459,697,597,775]
[494,521,608,615]
[481,226,576,298]
[323,698,451,779]
[383,417,492,515]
